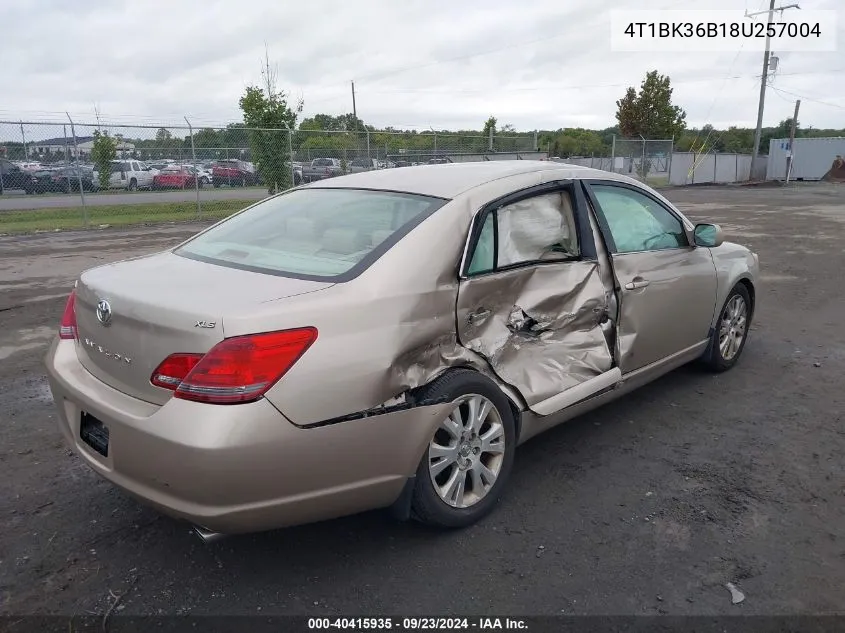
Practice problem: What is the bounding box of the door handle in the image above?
[624,278,650,290]
[467,308,491,325]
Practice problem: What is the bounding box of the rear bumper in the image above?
[44,338,448,534]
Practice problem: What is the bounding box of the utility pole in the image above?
[750,1,801,159]
[785,99,801,183]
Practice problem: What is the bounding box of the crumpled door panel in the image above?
[456,261,614,411]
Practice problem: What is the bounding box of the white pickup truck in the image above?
[97,160,155,191]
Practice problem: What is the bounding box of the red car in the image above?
[212,160,258,187]
[152,166,201,190]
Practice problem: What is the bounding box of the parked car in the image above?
[190,165,212,186]
[301,157,344,182]
[0,158,35,194]
[25,166,99,194]
[212,160,257,187]
[102,160,155,191]
[21,168,58,194]
[152,165,201,190]
[347,157,381,174]
[45,161,759,538]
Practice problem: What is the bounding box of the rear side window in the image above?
[465,190,581,276]
[175,188,446,280]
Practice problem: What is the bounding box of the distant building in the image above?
[31,136,136,158]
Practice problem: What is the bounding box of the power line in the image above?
[767,85,845,110]
[688,0,768,154]
[347,68,845,95]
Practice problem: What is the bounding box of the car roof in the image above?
[305,160,638,198]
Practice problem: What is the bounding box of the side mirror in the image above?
[694,223,724,248]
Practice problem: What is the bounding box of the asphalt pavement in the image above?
[0,184,843,618]
[0,186,268,211]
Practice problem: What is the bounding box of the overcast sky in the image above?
[1,0,843,132]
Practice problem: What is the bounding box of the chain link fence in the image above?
[0,119,546,233]
[610,137,674,184]
[550,137,674,186]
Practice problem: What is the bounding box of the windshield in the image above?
[174,188,445,280]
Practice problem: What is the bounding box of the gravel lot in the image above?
[1,183,843,618]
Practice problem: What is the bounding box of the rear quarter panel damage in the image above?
[226,170,616,427]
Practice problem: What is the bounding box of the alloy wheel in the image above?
[427,394,506,509]
[719,294,747,360]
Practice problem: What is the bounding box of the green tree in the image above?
[91,130,117,189]
[239,48,303,192]
[482,116,497,139]
[615,70,686,139]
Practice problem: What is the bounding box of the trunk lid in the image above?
[74,251,332,405]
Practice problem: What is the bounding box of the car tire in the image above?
[700,283,752,372]
[128,179,138,191]
[409,369,516,529]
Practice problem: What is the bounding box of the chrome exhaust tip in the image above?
[192,525,227,543]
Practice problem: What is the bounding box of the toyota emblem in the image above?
[96,299,112,326]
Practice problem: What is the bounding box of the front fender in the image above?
[709,241,759,329]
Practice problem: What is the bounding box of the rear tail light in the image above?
[150,327,318,404]
[59,289,77,339]
[150,353,203,389]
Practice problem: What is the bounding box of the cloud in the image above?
[1,0,843,134]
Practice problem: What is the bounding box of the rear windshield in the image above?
[174,188,445,281]
[312,158,334,167]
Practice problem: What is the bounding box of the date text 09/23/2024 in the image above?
[307,617,528,630]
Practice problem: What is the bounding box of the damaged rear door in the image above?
[456,182,620,416]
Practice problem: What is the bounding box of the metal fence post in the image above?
[286,125,294,188]
[66,113,87,227]
[185,117,201,219]
[611,135,616,173]
[488,127,493,152]
[366,130,370,159]
[19,121,28,160]
[63,124,70,166]
[668,138,674,182]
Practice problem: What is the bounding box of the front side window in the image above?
[590,184,688,253]
[175,188,445,279]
